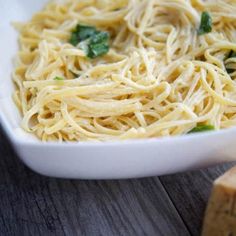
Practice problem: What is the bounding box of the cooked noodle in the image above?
[13,0,236,141]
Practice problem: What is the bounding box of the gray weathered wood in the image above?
[0,126,190,236]
[160,163,235,236]
[0,123,235,236]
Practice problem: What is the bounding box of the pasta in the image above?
[13,0,236,141]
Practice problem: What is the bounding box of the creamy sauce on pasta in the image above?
[13,0,236,141]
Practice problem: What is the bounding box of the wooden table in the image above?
[0,126,234,236]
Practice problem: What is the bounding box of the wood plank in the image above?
[0,127,190,236]
[160,163,236,236]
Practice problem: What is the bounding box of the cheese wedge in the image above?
[202,166,236,236]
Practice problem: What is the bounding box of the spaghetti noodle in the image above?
[13,0,236,141]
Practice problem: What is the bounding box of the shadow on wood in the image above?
[0,125,190,236]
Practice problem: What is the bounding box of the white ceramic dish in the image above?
[0,0,236,179]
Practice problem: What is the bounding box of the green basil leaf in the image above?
[198,12,212,35]
[69,24,97,46]
[53,76,64,81]
[69,31,80,46]
[88,43,109,58]
[76,25,97,41]
[87,32,110,58]
[188,124,215,134]
[69,24,110,58]
[89,31,109,44]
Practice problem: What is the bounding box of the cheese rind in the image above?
[202,166,236,236]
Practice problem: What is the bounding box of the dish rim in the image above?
[1,108,236,147]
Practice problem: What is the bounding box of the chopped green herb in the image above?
[188,124,215,134]
[90,31,109,44]
[87,32,109,58]
[70,31,80,47]
[69,25,97,46]
[69,24,110,58]
[53,76,64,81]
[76,25,97,41]
[198,12,212,35]
[225,50,236,74]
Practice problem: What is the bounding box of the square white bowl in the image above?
[0,0,235,179]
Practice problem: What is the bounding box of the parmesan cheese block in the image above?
[202,166,236,236]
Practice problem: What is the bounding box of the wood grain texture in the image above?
[0,127,190,236]
[160,163,235,236]
[0,124,235,236]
